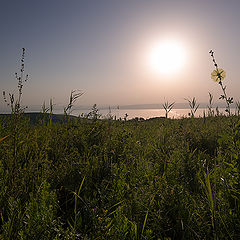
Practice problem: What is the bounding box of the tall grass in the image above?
[1,113,239,239]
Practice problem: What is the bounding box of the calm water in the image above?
[49,108,229,119]
[2,107,233,119]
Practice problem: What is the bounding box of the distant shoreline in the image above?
[0,102,232,113]
[1,106,237,120]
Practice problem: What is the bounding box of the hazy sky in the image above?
[1,0,240,109]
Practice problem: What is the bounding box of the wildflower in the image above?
[211,68,226,82]
[209,50,232,115]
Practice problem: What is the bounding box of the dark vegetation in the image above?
[0,113,240,239]
[0,113,77,125]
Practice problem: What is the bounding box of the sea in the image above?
[1,105,236,119]
[32,107,234,119]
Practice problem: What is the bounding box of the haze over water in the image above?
[1,106,231,120]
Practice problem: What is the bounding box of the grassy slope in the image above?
[0,114,240,239]
[0,112,78,125]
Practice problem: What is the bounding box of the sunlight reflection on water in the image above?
[51,108,228,119]
[1,108,231,119]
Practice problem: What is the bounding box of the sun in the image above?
[148,40,187,76]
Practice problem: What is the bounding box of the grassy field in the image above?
[0,113,240,239]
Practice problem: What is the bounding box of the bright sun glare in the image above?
[148,40,187,76]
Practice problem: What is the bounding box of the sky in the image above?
[1,0,240,110]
